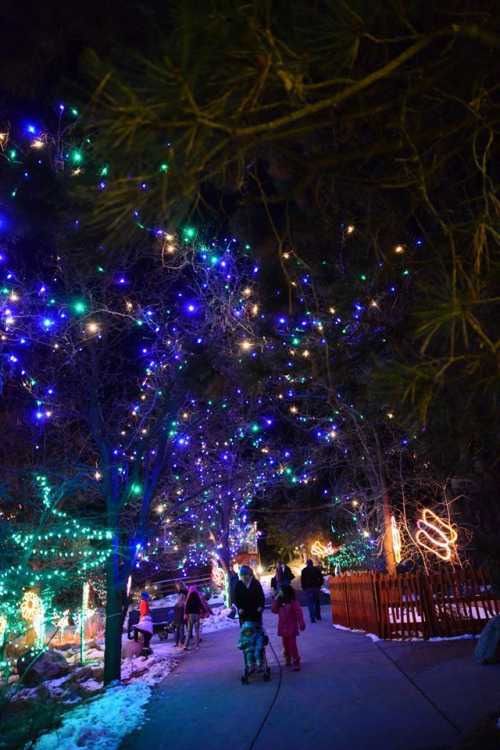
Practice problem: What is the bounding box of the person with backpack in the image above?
[271,584,305,670]
[300,559,324,623]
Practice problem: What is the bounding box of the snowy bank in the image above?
[333,622,479,643]
[32,682,151,750]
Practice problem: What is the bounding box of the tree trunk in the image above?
[382,489,397,575]
[103,549,125,684]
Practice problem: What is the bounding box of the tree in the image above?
[153,389,285,577]
[1,197,269,682]
[83,0,498,461]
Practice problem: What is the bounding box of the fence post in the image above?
[371,573,383,638]
[419,570,435,639]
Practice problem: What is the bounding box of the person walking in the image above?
[271,584,305,670]
[133,591,154,656]
[184,584,207,650]
[227,568,239,619]
[233,565,265,625]
[270,560,294,594]
[173,582,187,647]
[300,559,324,623]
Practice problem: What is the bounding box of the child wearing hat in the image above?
[271,583,305,670]
[133,591,154,656]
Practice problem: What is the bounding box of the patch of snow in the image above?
[202,607,239,634]
[121,651,177,687]
[333,623,365,634]
[150,592,225,609]
[79,679,102,693]
[45,674,73,689]
[150,593,177,608]
[32,682,151,750]
[428,633,478,642]
[334,623,479,643]
[207,594,224,606]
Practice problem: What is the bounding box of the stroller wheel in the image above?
[241,675,249,685]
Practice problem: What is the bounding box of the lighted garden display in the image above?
[0,4,498,749]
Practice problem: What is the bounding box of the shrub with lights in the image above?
[0,474,112,676]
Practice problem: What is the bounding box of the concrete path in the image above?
[121,607,500,750]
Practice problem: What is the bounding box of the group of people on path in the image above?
[132,583,211,655]
[172,583,212,650]
[233,559,324,671]
[133,558,324,669]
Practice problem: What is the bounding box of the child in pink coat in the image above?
[271,583,305,670]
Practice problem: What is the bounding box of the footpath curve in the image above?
[121,606,500,750]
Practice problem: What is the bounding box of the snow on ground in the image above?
[333,623,479,643]
[121,649,178,686]
[16,602,236,750]
[149,591,225,609]
[32,682,151,750]
[202,606,239,634]
[150,593,178,608]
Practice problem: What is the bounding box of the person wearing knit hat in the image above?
[133,591,153,655]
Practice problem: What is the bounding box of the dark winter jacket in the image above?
[234,577,265,623]
[301,565,324,590]
[185,590,205,615]
[173,590,187,624]
[229,572,239,606]
[270,564,294,592]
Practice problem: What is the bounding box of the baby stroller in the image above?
[238,620,271,684]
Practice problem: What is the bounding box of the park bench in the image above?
[127,606,175,641]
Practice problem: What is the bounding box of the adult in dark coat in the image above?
[301,559,324,623]
[270,560,295,594]
[227,568,239,619]
[234,565,265,625]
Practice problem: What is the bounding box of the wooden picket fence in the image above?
[329,568,500,639]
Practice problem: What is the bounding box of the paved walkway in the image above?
[122,607,500,750]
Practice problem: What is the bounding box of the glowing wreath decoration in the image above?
[20,591,45,647]
[20,591,43,623]
[416,509,457,562]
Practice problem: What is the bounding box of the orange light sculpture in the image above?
[416,509,457,562]
[391,515,402,564]
[311,540,334,558]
